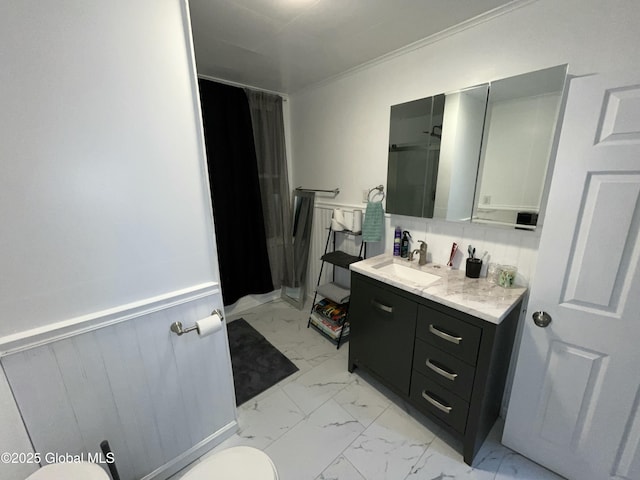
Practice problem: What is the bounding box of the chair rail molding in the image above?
[0,282,220,357]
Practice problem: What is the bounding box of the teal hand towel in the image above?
[362,201,385,242]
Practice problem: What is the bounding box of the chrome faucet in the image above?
[409,240,428,265]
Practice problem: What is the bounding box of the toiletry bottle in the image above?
[393,226,402,256]
[400,231,411,258]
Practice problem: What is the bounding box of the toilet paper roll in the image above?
[332,208,347,231]
[352,209,363,233]
[196,312,223,338]
[331,218,344,231]
[333,208,347,230]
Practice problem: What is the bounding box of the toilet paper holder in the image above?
[170,309,224,336]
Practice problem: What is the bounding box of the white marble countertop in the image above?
[350,254,527,325]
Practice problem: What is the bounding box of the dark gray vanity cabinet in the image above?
[348,272,521,466]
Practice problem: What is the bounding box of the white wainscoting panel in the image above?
[1,294,237,480]
[0,367,37,480]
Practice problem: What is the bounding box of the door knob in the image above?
[532,311,552,328]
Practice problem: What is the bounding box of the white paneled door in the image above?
[503,72,640,480]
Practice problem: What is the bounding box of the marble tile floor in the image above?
[172,299,564,480]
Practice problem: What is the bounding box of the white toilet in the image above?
[25,446,278,480]
[182,446,279,480]
[26,461,110,480]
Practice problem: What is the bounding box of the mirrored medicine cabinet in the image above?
[386,64,568,230]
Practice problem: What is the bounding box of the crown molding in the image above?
[292,0,539,96]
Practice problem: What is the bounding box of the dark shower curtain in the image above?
[198,80,273,306]
[246,90,294,290]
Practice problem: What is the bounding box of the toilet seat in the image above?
[183,446,278,480]
[26,461,109,480]
[24,447,277,480]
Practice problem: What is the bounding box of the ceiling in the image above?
[188,0,524,94]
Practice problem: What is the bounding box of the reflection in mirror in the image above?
[386,85,489,220]
[435,84,489,221]
[387,95,444,217]
[473,65,568,229]
[281,190,315,309]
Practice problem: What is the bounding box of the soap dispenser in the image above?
[400,231,411,258]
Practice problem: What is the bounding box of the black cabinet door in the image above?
[349,274,418,395]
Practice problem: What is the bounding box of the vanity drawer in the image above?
[410,371,469,434]
[416,306,481,366]
[413,339,475,401]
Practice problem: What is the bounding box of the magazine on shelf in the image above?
[313,298,348,324]
[310,312,350,340]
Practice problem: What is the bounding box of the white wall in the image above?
[0,0,219,339]
[290,0,640,284]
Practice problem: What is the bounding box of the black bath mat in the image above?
[227,318,298,406]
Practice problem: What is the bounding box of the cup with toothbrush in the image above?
[465,244,483,278]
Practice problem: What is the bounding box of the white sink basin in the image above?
[372,260,441,286]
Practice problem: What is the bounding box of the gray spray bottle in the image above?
[400,231,411,258]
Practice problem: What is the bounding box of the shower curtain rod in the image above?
[295,186,340,195]
[197,74,288,100]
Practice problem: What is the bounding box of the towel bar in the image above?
[295,186,340,195]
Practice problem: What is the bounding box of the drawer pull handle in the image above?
[426,359,458,381]
[371,299,393,314]
[421,391,452,414]
[429,324,462,344]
